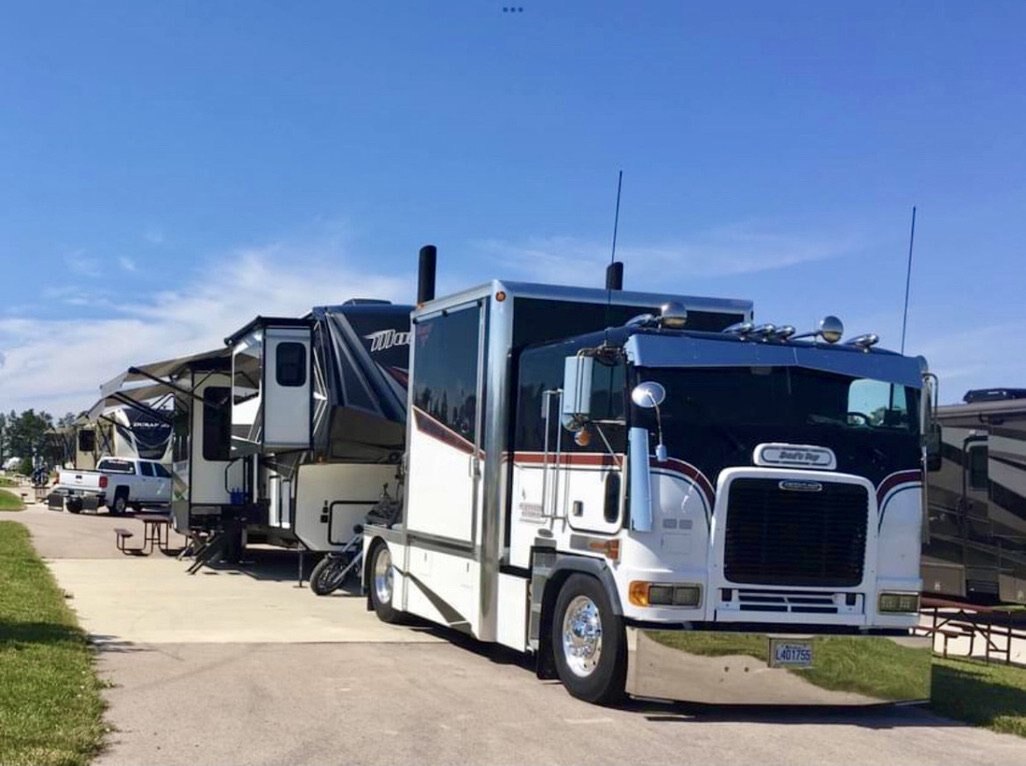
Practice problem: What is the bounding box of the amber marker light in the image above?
[495,290,507,302]
[588,539,620,561]
[629,581,651,607]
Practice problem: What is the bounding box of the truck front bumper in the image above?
[625,628,932,705]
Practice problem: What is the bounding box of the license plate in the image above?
[769,639,813,668]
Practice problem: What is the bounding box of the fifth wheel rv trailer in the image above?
[221,300,411,562]
[97,301,411,570]
[923,388,1026,604]
[93,348,240,530]
[363,255,935,706]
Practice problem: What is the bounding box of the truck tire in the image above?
[66,498,83,514]
[110,490,129,516]
[368,542,403,623]
[551,574,627,705]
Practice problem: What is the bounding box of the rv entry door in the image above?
[405,301,486,547]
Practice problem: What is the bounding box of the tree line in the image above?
[0,409,78,474]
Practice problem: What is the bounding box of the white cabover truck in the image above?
[362,260,935,706]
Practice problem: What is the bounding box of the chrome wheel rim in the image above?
[561,595,603,677]
[373,547,394,606]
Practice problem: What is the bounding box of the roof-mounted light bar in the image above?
[723,321,754,337]
[846,333,880,350]
[791,315,845,344]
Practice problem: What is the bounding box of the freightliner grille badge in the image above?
[779,480,823,492]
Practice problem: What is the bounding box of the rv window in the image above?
[967,445,988,490]
[276,342,307,387]
[153,463,172,479]
[202,387,232,461]
[413,306,481,444]
[172,407,189,463]
[77,429,96,453]
[99,458,135,474]
[140,462,154,477]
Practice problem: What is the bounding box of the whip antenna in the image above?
[610,169,623,267]
[900,206,917,354]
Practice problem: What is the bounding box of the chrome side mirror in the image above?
[631,382,668,463]
[631,381,666,409]
[562,356,594,420]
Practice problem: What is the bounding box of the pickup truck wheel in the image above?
[551,574,627,705]
[111,491,129,516]
[66,498,83,514]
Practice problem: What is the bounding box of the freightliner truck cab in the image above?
[363,269,936,706]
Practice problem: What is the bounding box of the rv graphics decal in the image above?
[364,329,412,354]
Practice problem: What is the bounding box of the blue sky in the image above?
[1,1,1024,413]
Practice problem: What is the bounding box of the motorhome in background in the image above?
[923,388,1026,604]
[362,249,935,706]
[224,300,411,558]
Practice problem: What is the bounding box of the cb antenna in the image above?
[610,169,623,267]
[605,170,624,292]
[900,206,917,354]
[603,170,624,348]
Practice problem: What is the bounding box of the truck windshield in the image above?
[633,365,921,486]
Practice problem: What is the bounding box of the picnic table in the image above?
[113,513,173,556]
[919,595,1024,665]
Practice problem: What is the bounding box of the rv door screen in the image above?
[232,333,263,453]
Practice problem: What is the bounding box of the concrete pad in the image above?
[94,642,1026,766]
[15,503,189,559]
[48,557,441,645]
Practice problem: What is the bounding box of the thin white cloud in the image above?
[64,251,102,278]
[473,223,860,287]
[119,256,137,272]
[911,325,1025,404]
[0,239,411,414]
[144,227,165,245]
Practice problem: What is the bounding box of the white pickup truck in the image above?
[54,457,172,514]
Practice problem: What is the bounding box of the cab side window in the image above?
[514,346,626,453]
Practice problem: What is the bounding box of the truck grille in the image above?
[724,478,868,587]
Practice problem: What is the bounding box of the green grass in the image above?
[0,488,25,511]
[0,477,18,488]
[933,657,1026,737]
[649,631,930,701]
[650,630,1026,736]
[0,521,106,766]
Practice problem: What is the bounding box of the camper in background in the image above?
[923,388,1026,604]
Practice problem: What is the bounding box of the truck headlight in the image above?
[878,592,920,613]
[629,581,702,608]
